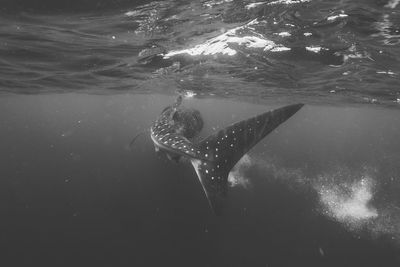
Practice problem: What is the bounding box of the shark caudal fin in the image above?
[191,103,304,214]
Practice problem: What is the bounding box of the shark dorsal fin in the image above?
[191,103,304,214]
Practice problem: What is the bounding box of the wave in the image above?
[0,0,147,14]
[0,0,398,106]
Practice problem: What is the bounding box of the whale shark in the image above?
[150,96,303,214]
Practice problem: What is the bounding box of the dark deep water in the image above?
[1,0,400,266]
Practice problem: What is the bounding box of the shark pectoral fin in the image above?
[191,159,228,215]
[198,103,304,171]
[129,131,145,151]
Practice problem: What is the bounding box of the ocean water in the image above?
[1,0,400,266]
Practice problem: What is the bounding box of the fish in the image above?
[150,96,303,214]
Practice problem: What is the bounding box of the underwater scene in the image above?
[1,0,400,266]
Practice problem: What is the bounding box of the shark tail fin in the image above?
[191,103,304,215]
[190,159,229,215]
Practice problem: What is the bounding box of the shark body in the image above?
[150,96,303,214]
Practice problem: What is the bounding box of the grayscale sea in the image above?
[1,0,400,266]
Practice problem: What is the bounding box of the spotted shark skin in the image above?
[151,101,304,214]
[150,105,207,161]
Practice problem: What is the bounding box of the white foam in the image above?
[228,154,253,189]
[125,11,138,17]
[376,70,396,75]
[270,46,291,52]
[268,0,311,5]
[246,18,260,26]
[164,26,288,58]
[245,2,267,9]
[327,14,348,21]
[255,158,400,241]
[317,176,378,225]
[183,91,196,98]
[275,32,291,37]
[305,46,322,53]
[385,0,400,8]
[203,0,233,8]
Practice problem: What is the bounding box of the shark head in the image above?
[150,97,304,214]
[150,97,205,162]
